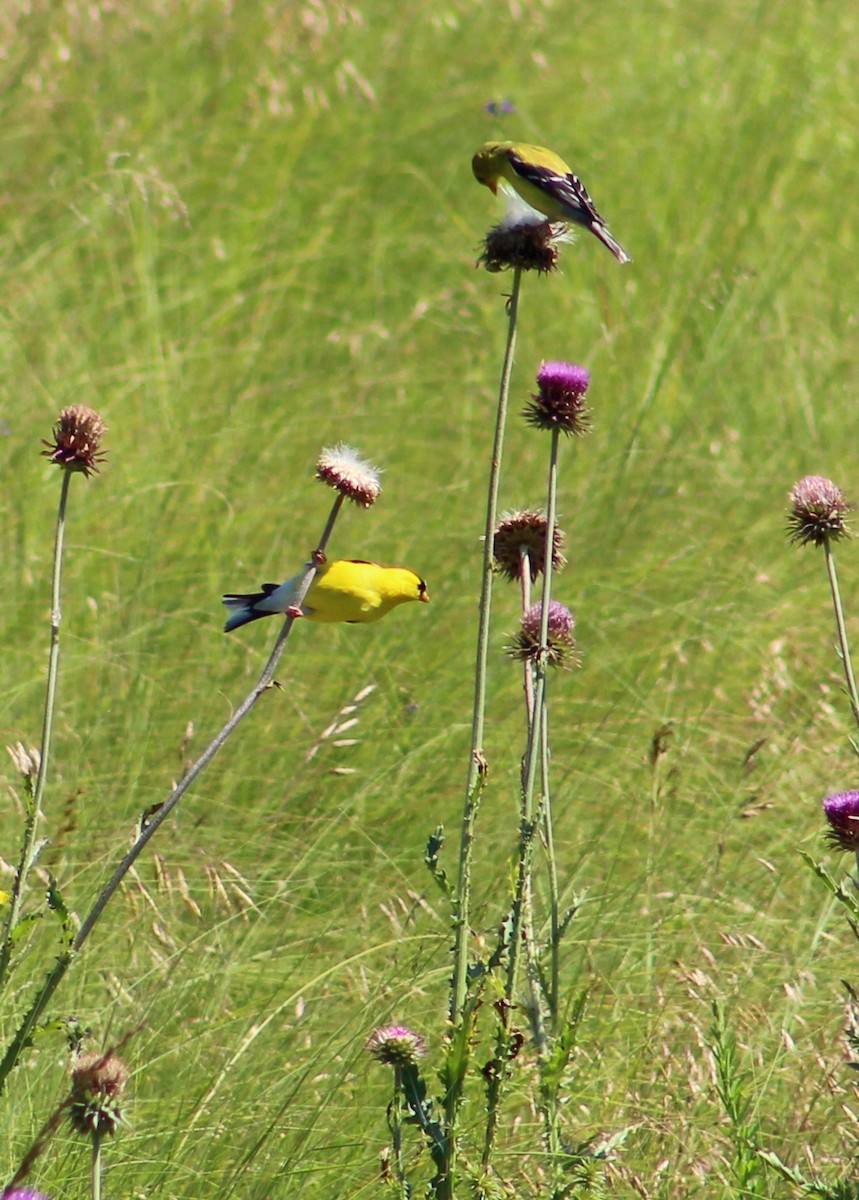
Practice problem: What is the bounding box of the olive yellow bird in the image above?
[472,140,631,264]
[223,559,429,632]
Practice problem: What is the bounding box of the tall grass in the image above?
[2,0,859,1195]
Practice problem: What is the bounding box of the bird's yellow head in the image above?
[407,571,430,605]
[472,141,512,193]
[374,566,429,608]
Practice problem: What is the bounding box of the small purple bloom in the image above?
[787,475,850,547]
[507,600,576,668]
[3,1190,52,1200]
[525,363,592,435]
[366,1024,426,1066]
[537,362,591,399]
[823,791,859,853]
[522,599,574,642]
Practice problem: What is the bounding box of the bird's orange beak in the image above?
[419,590,430,603]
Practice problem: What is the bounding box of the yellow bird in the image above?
[472,140,631,263]
[223,559,429,632]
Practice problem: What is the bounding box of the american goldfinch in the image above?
[472,141,631,264]
[223,559,429,632]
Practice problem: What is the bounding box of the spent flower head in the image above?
[479,217,567,275]
[41,405,106,477]
[823,791,859,854]
[316,444,381,508]
[493,510,566,583]
[787,475,850,547]
[365,1024,427,1067]
[507,600,577,668]
[69,1051,129,1138]
[525,362,591,435]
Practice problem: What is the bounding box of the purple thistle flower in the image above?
[787,475,850,546]
[2,1191,52,1199]
[507,600,577,668]
[366,1024,427,1067]
[525,362,591,435]
[823,791,859,853]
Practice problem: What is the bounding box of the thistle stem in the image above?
[446,264,521,1200]
[450,265,522,1026]
[483,429,561,1174]
[91,1131,103,1200]
[390,1066,409,1200]
[0,469,72,992]
[540,689,560,1028]
[824,540,859,733]
[0,494,346,1095]
[539,431,561,1026]
[519,549,534,722]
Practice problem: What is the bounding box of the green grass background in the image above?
[1,0,859,1195]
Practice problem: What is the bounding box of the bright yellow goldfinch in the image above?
[223,559,429,632]
[472,140,631,264]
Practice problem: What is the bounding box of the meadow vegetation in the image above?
[2,0,859,1195]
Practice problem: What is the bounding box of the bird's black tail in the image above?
[222,584,279,633]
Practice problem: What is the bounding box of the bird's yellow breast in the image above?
[305,561,425,623]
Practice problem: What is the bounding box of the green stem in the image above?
[445,265,522,1200]
[91,1131,102,1200]
[0,469,72,992]
[519,549,534,722]
[390,1066,409,1200]
[0,494,346,1096]
[538,431,561,1030]
[483,430,561,1175]
[824,540,859,733]
[450,265,522,1025]
[539,689,559,1029]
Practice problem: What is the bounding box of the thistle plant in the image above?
[4,1040,130,1200]
[366,1025,441,1198]
[743,478,859,1196]
[480,364,589,1194]
[0,406,106,996]
[0,443,380,1094]
[441,197,573,1200]
[786,475,858,732]
[69,1051,129,1200]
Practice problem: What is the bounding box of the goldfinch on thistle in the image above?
[223,559,429,632]
[472,141,630,264]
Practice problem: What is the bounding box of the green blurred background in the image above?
[1,0,858,1194]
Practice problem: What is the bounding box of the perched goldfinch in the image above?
[223,559,429,632]
[472,141,630,264]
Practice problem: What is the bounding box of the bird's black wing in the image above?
[507,150,606,225]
